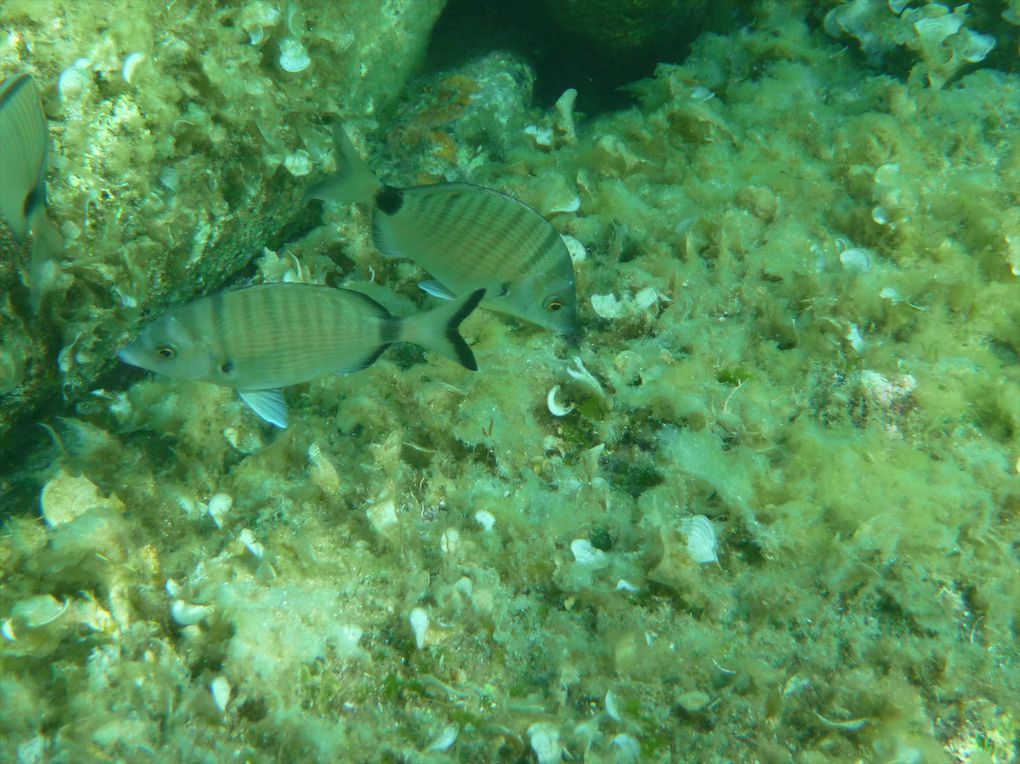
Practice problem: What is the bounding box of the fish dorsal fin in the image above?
[239,389,288,428]
[418,280,456,300]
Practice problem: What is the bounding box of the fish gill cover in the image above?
[0,1,1018,762]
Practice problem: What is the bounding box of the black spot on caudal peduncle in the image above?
[375,185,404,215]
[221,359,234,374]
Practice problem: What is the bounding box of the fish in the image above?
[0,73,64,312]
[119,283,485,428]
[306,127,578,335]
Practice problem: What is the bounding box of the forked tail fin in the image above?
[401,289,485,371]
[305,127,382,205]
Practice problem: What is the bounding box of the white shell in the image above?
[474,510,496,532]
[238,528,265,559]
[58,62,90,101]
[207,493,233,528]
[121,53,145,85]
[210,676,231,713]
[591,293,625,319]
[425,725,459,753]
[879,286,902,303]
[605,690,622,721]
[284,150,312,176]
[546,385,574,417]
[527,723,562,764]
[839,247,872,273]
[13,595,68,628]
[171,600,212,626]
[611,734,641,761]
[278,38,310,72]
[439,528,461,555]
[409,607,429,650]
[958,29,996,63]
[561,234,587,263]
[680,515,718,564]
[570,539,608,568]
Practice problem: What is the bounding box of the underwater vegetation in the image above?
[1,0,1019,762]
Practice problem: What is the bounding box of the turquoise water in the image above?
[1,1,1018,761]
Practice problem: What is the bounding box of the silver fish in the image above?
[306,127,578,335]
[119,283,485,428]
[0,73,64,312]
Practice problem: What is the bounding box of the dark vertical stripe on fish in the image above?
[519,227,562,280]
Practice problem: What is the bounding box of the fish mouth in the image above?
[117,345,140,366]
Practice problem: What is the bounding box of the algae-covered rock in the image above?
[541,0,712,54]
[0,0,446,455]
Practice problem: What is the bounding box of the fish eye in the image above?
[545,298,564,312]
[156,345,177,360]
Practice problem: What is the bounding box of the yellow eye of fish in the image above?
[156,345,177,360]
[546,300,563,312]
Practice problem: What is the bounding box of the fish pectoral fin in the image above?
[239,389,288,428]
[418,280,456,300]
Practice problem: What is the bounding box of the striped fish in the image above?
[119,283,485,428]
[0,73,64,312]
[306,127,578,335]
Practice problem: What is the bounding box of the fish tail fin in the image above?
[29,211,63,313]
[305,127,381,205]
[400,289,485,371]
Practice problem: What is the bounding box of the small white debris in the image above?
[690,86,715,102]
[165,578,183,598]
[308,442,342,497]
[207,493,233,528]
[634,286,664,309]
[210,676,231,713]
[278,37,310,72]
[409,607,429,650]
[474,510,496,532]
[425,724,459,753]
[615,579,640,593]
[527,722,562,764]
[121,52,145,85]
[570,539,608,569]
[170,600,212,626]
[238,528,265,559]
[366,496,399,535]
[523,124,554,148]
[679,515,718,564]
[546,384,574,417]
[846,322,866,353]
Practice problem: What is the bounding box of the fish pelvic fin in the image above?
[401,289,485,371]
[305,126,381,205]
[239,389,288,428]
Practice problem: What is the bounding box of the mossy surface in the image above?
[1,1,1018,763]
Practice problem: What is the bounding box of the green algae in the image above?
[2,1,1019,762]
